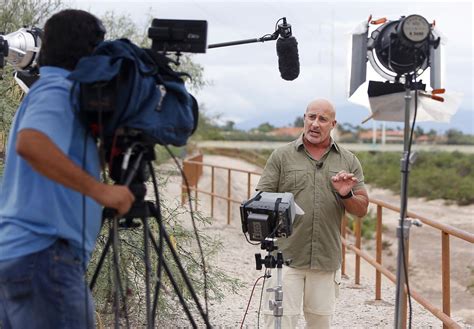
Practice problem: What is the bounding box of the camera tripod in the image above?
[88,139,211,329]
[255,238,291,329]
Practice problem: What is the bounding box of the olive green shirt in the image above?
[256,135,365,271]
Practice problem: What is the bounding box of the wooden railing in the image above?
[180,158,474,328]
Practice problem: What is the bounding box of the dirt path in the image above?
[156,154,473,328]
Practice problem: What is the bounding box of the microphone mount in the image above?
[207,16,289,49]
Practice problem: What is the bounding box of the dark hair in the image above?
[38,9,105,70]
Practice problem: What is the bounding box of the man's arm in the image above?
[255,151,281,193]
[340,188,369,217]
[331,170,369,217]
[16,129,135,215]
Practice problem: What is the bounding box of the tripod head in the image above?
[255,238,291,271]
[101,128,158,227]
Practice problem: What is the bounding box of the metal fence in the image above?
[181,157,474,329]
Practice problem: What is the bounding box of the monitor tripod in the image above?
[255,238,291,329]
[88,134,211,329]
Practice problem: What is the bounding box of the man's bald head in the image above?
[303,99,337,147]
[306,99,336,120]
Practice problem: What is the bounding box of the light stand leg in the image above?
[394,83,413,329]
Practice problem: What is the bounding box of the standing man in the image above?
[257,99,369,328]
[0,10,135,329]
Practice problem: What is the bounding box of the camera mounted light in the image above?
[0,27,41,70]
[367,14,439,82]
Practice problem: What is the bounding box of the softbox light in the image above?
[347,14,462,123]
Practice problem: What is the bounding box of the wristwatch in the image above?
[338,190,354,199]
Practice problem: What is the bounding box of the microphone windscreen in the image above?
[276,36,300,81]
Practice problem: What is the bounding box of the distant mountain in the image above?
[237,105,474,134]
[336,105,474,134]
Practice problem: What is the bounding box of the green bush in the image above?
[346,210,378,240]
[204,148,474,206]
[356,151,474,205]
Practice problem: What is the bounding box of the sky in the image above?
[73,0,473,133]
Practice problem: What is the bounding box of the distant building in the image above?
[268,127,303,138]
[358,130,404,143]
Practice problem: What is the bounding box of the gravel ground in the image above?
[155,155,472,328]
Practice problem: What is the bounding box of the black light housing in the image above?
[367,14,440,81]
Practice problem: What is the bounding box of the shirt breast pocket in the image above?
[284,166,308,191]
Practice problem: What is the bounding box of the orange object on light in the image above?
[431,95,444,102]
[432,88,446,95]
[371,17,387,25]
[368,14,373,23]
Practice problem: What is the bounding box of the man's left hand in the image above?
[331,170,358,196]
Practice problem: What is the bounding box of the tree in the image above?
[293,116,304,127]
[0,0,62,33]
[415,125,425,137]
[222,120,235,131]
[256,122,275,133]
[0,0,64,155]
[427,129,437,137]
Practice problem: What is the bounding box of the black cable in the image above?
[81,126,89,327]
[240,275,265,328]
[244,233,261,246]
[400,72,418,329]
[164,146,210,317]
[257,271,269,329]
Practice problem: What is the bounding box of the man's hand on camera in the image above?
[91,184,135,216]
[330,170,358,196]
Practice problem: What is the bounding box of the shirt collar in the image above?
[294,134,340,153]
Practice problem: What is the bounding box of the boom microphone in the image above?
[276,18,300,81]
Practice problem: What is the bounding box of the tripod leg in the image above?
[110,219,130,329]
[148,232,198,329]
[151,220,164,328]
[90,229,113,290]
[142,217,152,329]
[148,205,211,328]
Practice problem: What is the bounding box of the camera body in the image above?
[240,191,295,242]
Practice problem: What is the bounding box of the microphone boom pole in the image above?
[207,17,300,81]
[208,34,278,49]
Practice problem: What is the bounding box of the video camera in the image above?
[240,191,296,242]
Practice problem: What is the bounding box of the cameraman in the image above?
[257,99,368,329]
[0,10,134,329]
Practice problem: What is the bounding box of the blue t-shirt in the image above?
[0,66,102,263]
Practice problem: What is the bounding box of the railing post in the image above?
[355,216,361,285]
[442,231,451,329]
[376,205,383,300]
[227,169,231,225]
[341,214,347,276]
[247,172,251,199]
[195,175,198,211]
[181,160,189,205]
[211,166,215,218]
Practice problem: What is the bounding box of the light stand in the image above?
[255,238,288,329]
[394,75,416,328]
[349,14,441,328]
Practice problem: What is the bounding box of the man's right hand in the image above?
[91,184,135,216]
